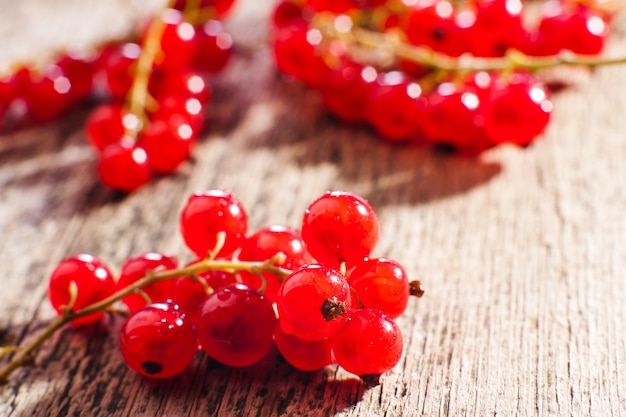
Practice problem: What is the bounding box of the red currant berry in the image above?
[179,189,248,258]
[193,20,234,74]
[272,23,331,88]
[482,73,552,147]
[139,118,196,174]
[173,0,236,18]
[238,225,313,302]
[0,72,18,108]
[101,43,141,101]
[421,82,484,151]
[151,9,197,73]
[119,301,197,378]
[276,264,352,341]
[564,10,607,55]
[85,104,140,151]
[148,94,206,132]
[150,70,211,103]
[196,284,276,367]
[97,142,153,192]
[466,0,528,57]
[367,71,428,142]
[171,264,238,322]
[320,61,377,123]
[306,0,359,13]
[301,191,379,269]
[526,1,567,56]
[274,321,334,371]
[54,50,97,103]
[47,254,116,327]
[404,0,467,57]
[22,65,73,123]
[117,252,178,312]
[272,1,305,29]
[331,308,403,381]
[348,258,409,318]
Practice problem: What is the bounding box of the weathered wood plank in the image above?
[1,1,625,416]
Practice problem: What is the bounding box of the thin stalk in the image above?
[318,20,626,73]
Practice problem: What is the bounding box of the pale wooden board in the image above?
[0,0,625,416]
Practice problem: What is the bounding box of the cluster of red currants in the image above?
[46,190,422,384]
[0,0,236,191]
[270,0,614,154]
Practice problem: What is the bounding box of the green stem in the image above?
[124,15,166,137]
[319,21,626,73]
[0,255,291,384]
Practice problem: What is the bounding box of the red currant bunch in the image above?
[88,2,236,192]
[0,0,236,192]
[40,189,423,385]
[270,0,616,154]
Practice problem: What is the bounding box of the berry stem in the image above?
[0,255,292,383]
[124,13,167,136]
[316,20,626,73]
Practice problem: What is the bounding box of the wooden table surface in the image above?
[1,1,625,416]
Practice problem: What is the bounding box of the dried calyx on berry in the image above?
[270,0,622,155]
[0,189,424,387]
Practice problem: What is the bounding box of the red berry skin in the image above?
[196,284,276,367]
[306,0,359,13]
[171,264,238,322]
[466,0,528,57]
[367,71,428,142]
[150,70,212,103]
[321,62,378,124]
[482,73,552,147]
[101,43,140,101]
[97,142,153,192]
[22,65,73,123]
[238,225,314,303]
[348,258,410,319]
[117,253,178,312]
[331,308,403,378]
[151,9,197,73]
[274,321,334,371]
[119,302,197,378]
[272,1,305,29]
[148,94,206,133]
[47,254,116,327]
[564,10,607,55]
[193,20,233,74]
[525,1,567,57]
[301,192,379,270]
[272,23,331,88]
[404,0,467,57]
[0,72,18,108]
[173,0,236,18]
[139,118,196,174]
[421,82,484,151]
[276,264,352,341]
[85,104,138,151]
[55,52,96,103]
[179,190,248,258]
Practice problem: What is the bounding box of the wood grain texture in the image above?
[1,1,625,416]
